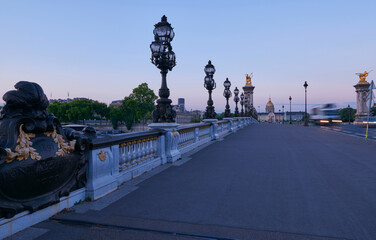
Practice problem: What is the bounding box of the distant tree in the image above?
[216,112,224,120]
[121,83,157,130]
[92,101,110,120]
[66,99,94,123]
[339,107,356,122]
[48,101,70,122]
[109,106,123,130]
[48,99,109,123]
[122,97,138,130]
[129,83,157,122]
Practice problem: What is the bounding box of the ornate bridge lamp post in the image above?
[149,16,181,163]
[240,93,245,117]
[203,61,216,119]
[289,96,292,124]
[304,81,308,126]
[282,105,285,124]
[223,78,232,117]
[150,15,176,123]
[233,87,240,117]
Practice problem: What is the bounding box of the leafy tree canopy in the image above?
[339,107,356,122]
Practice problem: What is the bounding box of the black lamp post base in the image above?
[224,109,231,118]
[204,104,216,119]
[152,99,176,123]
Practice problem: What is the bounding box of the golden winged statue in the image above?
[356,71,370,83]
[245,73,253,86]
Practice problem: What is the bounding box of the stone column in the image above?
[354,82,370,122]
[243,85,255,116]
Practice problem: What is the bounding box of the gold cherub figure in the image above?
[356,71,371,83]
[245,73,253,86]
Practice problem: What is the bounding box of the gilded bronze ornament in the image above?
[98,150,107,161]
[0,81,95,219]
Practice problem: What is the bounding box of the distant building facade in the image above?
[110,100,123,107]
[49,97,90,104]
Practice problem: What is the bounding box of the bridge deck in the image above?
[12,124,376,240]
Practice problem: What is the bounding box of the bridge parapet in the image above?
[87,117,255,200]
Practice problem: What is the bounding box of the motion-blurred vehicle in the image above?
[311,104,342,125]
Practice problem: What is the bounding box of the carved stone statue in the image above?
[245,73,253,86]
[0,81,94,218]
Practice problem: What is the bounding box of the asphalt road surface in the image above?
[9,124,376,240]
[314,123,376,140]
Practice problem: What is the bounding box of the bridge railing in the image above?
[0,116,255,238]
[85,117,255,200]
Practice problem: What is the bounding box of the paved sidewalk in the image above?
[8,124,376,240]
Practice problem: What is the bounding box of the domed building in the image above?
[265,98,275,113]
[258,97,284,123]
[265,98,275,122]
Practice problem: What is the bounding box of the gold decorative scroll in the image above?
[45,129,76,156]
[5,124,41,163]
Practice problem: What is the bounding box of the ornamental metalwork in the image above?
[150,15,177,123]
[0,81,94,219]
[240,93,245,117]
[203,60,217,119]
[223,78,232,117]
[233,87,240,117]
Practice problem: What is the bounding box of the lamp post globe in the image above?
[203,60,217,119]
[289,96,292,124]
[233,87,240,117]
[204,60,216,77]
[150,15,177,123]
[303,81,308,126]
[223,78,232,118]
[240,93,245,117]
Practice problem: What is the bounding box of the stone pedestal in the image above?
[223,118,234,132]
[149,123,181,163]
[354,82,370,122]
[203,119,218,140]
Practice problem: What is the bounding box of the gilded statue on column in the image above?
[356,71,371,83]
[245,73,253,86]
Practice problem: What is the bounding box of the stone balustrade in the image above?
[87,117,254,200]
[0,117,255,239]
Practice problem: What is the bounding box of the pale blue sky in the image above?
[0,0,375,112]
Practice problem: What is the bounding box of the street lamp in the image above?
[150,15,176,123]
[304,81,308,126]
[289,96,292,124]
[240,93,244,117]
[282,105,284,124]
[203,60,216,119]
[347,104,351,124]
[233,87,240,117]
[279,109,281,122]
[223,78,232,117]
